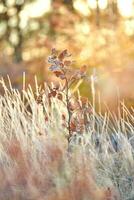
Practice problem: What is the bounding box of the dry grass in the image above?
[0,78,133,200]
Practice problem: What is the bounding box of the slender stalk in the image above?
[65,77,72,143]
[91,74,95,132]
[22,72,26,103]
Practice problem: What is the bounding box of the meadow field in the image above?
[0,64,133,199]
[0,1,134,199]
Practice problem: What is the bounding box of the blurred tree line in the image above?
[0,0,34,62]
[0,0,125,63]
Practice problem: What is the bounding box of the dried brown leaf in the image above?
[58,49,68,61]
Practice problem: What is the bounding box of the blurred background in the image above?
[0,0,134,109]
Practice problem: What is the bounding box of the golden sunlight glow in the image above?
[73,0,90,16]
[117,0,134,17]
[124,19,134,36]
[87,0,97,9]
[75,21,90,35]
[20,0,51,28]
[20,0,134,28]
[87,0,107,10]
[25,0,51,17]
[98,0,107,9]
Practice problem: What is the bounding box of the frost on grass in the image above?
[0,77,133,200]
[0,48,134,200]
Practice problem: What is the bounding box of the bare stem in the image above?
[65,77,72,143]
